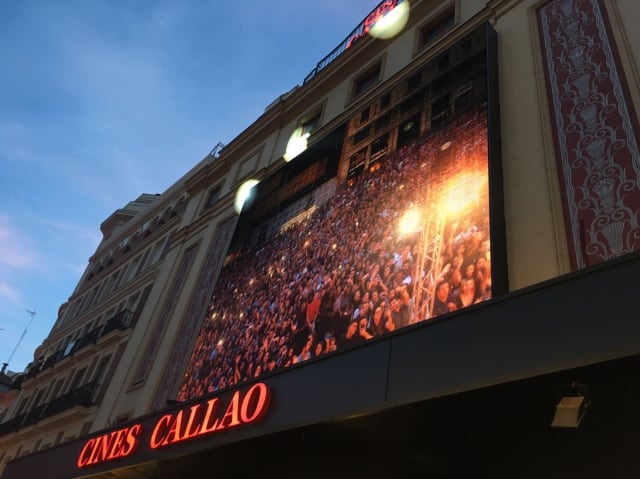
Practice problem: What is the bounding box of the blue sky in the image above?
[0,0,382,373]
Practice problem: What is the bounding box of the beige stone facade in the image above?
[1,0,638,475]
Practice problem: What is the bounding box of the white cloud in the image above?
[0,214,38,269]
[37,217,102,246]
[31,216,101,278]
[0,281,21,304]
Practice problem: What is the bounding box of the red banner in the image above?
[538,0,640,268]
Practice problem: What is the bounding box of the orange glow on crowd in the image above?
[178,106,491,402]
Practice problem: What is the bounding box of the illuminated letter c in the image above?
[77,439,95,468]
[150,414,172,449]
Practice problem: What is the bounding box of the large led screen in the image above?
[177,25,501,401]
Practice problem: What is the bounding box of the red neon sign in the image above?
[77,424,142,468]
[77,383,271,468]
[346,0,403,48]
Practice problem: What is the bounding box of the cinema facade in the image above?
[2,0,640,477]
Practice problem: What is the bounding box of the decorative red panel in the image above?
[538,0,640,268]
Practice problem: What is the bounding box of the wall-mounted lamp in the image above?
[551,381,589,428]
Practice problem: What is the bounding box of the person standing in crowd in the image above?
[455,278,478,309]
[432,280,457,317]
[389,285,410,328]
[341,319,365,348]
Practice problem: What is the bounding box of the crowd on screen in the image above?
[177,107,491,400]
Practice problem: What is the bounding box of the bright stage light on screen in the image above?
[439,169,488,218]
[398,208,422,235]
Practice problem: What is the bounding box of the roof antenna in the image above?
[6,310,36,370]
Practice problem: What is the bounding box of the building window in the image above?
[92,355,112,384]
[461,37,472,55]
[63,338,75,357]
[112,268,124,291]
[353,62,382,99]
[353,127,370,145]
[136,248,151,276]
[125,291,140,313]
[380,92,391,110]
[48,379,64,401]
[438,53,450,72]
[17,397,29,415]
[103,309,115,326]
[360,106,371,123]
[375,112,392,132]
[67,367,87,392]
[454,81,475,113]
[205,184,221,209]
[148,237,166,266]
[126,256,141,282]
[349,148,367,170]
[32,388,46,408]
[431,93,451,131]
[301,111,321,135]
[419,6,456,49]
[371,132,390,158]
[349,147,367,174]
[407,71,422,91]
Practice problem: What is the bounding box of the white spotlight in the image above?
[234,179,259,214]
[369,1,410,40]
[284,128,310,162]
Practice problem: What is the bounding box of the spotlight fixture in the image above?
[551,381,589,428]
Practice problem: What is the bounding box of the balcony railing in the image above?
[23,362,42,380]
[44,381,101,418]
[303,0,405,84]
[13,310,134,388]
[0,382,101,437]
[101,309,134,336]
[71,326,102,352]
[10,374,24,390]
[0,414,26,436]
[21,403,48,428]
[42,350,65,370]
